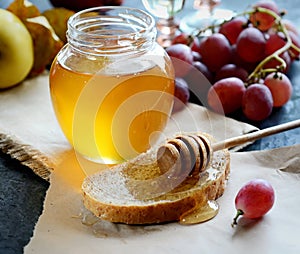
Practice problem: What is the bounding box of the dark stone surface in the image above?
[0,152,49,254]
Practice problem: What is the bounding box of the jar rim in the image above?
[67,6,157,55]
[68,6,156,39]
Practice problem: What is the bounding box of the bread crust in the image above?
[82,136,230,225]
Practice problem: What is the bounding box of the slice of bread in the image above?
[82,133,230,224]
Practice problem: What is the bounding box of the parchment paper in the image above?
[3,72,289,253]
[24,145,300,254]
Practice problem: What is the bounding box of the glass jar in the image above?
[49,6,175,164]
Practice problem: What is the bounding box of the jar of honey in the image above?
[49,6,175,164]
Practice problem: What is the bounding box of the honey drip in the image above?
[179,200,219,225]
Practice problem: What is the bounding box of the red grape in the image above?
[184,62,213,105]
[265,32,286,56]
[242,83,273,121]
[173,78,190,112]
[264,72,292,107]
[207,77,246,114]
[236,27,266,63]
[165,44,194,77]
[192,61,213,83]
[219,16,248,45]
[232,179,275,226]
[215,63,248,82]
[249,0,279,31]
[197,33,232,72]
[231,44,257,73]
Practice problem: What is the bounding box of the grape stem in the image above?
[231,209,244,227]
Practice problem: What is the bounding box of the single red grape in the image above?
[184,62,213,105]
[236,27,266,63]
[232,179,275,226]
[165,44,194,77]
[242,83,273,121]
[197,33,232,72]
[264,72,293,107]
[207,77,246,114]
[173,78,190,112]
[219,16,248,45]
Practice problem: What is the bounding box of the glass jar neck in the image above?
[67,6,157,56]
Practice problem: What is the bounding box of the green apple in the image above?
[0,8,34,89]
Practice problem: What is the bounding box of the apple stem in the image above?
[231,209,244,227]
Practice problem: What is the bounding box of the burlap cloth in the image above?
[1,72,299,253]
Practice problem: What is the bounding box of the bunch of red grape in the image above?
[167,0,300,121]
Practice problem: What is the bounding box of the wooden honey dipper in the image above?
[157,119,300,175]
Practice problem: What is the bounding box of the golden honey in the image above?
[50,60,174,163]
[49,7,175,163]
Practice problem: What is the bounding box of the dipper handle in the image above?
[212,119,300,151]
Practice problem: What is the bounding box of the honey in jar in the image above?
[49,7,175,164]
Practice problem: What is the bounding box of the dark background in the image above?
[0,0,299,253]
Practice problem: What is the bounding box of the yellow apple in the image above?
[0,8,34,89]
